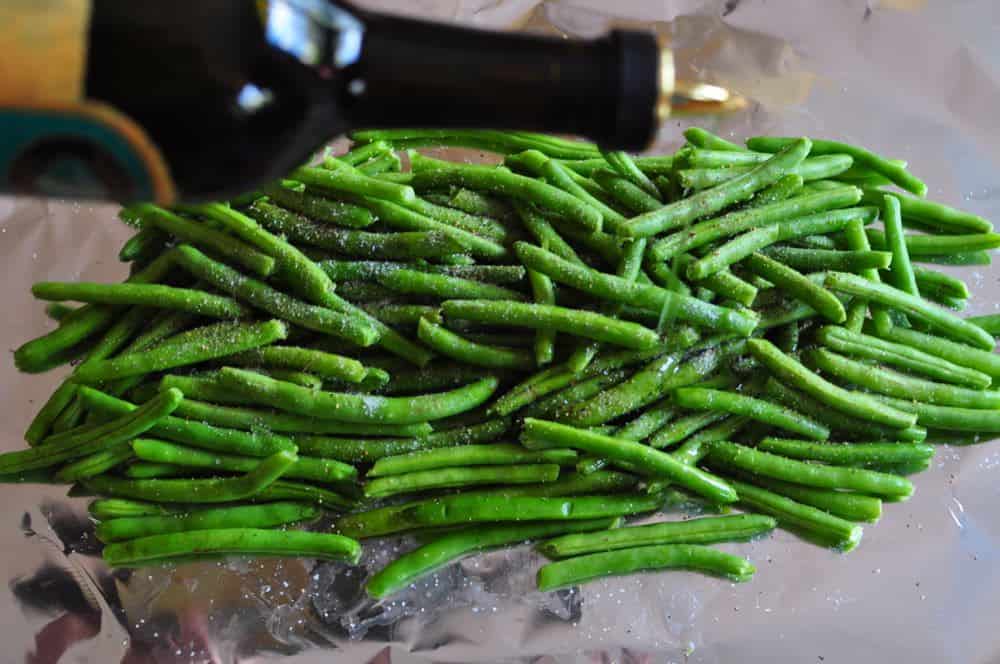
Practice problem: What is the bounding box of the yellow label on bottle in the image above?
[0,0,90,106]
[0,0,177,203]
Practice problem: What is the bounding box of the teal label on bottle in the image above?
[0,106,175,203]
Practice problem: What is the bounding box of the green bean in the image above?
[172,245,379,347]
[600,149,661,199]
[880,195,921,310]
[673,387,829,440]
[562,343,735,427]
[305,418,515,465]
[336,470,637,539]
[84,450,296,503]
[103,527,360,567]
[0,389,181,474]
[357,303,438,327]
[507,150,627,233]
[667,256,758,307]
[911,266,969,300]
[865,229,1000,258]
[746,136,926,197]
[726,477,863,550]
[126,204,277,275]
[968,313,1000,336]
[15,252,176,373]
[30,281,251,319]
[179,203,341,310]
[241,480,350,511]
[648,411,726,450]
[538,513,776,559]
[512,201,585,266]
[369,444,575,477]
[167,397,428,437]
[614,399,676,441]
[707,440,912,499]
[366,517,617,598]
[527,268,557,366]
[824,271,994,350]
[756,437,934,468]
[398,198,507,244]
[378,269,527,302]
[537,543,754,590]
[816,325,989,389]
[319,261,525,285]
[77,386,297,456]
[446,188,516,221]
[441,300,660,350]
[809,347,1000,409]
[403,492,665,530]
[515,243,758,335]
[89,498,176,520]
[261,183,375,228]
[217,367,496,424]
[483,322,689,417]
[54,445,135,482]
[291,161,415,205]
[26,306,154,443]
[722,471,883,522]
[621,139,811,237]
[872,394,1000,433]
[350,128,600,159]
[406,154,603,232]
[678,155,853,190]
[744,253,846,323]
[748,338,916,429]
[132,438,356,484]
[522,418,736,503]
[123,462,189,479]
[222,345,368,383]
[364,464,560,499]
[762,377,924,442]
[338,192,508,259]
[522,370,631,420]
[96,501,319,543]
[118,226,167,262]
[687,206,877,280]
[759,246,891,273]
[43,303,77,321]
[881,326,1000,382]
[415,318,535,370]
[72,319,287,384]
[592,169,662,214]
[356,151,401,176]
[683,127,744,151]
[860,187,991,234]
[246,200,465,259]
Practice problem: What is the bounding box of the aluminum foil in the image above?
[2,0,1000,661]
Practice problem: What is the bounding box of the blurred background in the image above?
[0,1,998,662]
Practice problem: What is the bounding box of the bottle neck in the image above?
[337,6,661,151]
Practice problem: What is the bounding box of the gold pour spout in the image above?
[657,49,749,122]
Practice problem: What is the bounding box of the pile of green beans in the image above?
[9,127,997,598]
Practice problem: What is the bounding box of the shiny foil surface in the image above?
[1,1,999,662]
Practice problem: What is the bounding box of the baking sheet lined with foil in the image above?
[1,1,999,662]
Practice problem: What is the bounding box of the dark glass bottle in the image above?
[3,0,664,204]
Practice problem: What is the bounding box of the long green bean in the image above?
[756,437,934,468]
[83,450,297,503]
[673,387,829,440]
[622,139,812,237]
[366,517,619,598]
[748,338,917,429]
[538,513,776,558]
[364,464,560,499]
[217,367,498,424]
[746,136,926,196]
[102,528,361,567]
[131,438,357,484]
[824,271,995,350]
[537,544,755,590]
